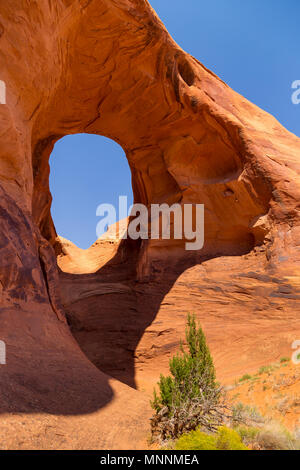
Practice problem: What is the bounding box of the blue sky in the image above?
[50,0,300,248]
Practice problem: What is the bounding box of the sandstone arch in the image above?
[0,0,299,449]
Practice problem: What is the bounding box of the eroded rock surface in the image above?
[0,0,299,449]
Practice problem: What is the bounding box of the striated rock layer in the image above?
[0,0,299,449]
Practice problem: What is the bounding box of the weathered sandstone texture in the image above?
[0,0,299,449]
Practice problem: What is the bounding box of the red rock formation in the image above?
[0,0,299,449]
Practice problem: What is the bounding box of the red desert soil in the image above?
[0,0,299,449]
[228,361,300,432]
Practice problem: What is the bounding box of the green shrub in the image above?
[280,357,290,363]
[151,314,227,441]
[257,423,296,450]
[152,313,216,414]
[216,427,248,450]
[175,427,248,450]
[239,374,252,383]
[231,402,265,425]
[257,430,290,450]
[235,425,260,445]
[175,430,217,450]
[236,421,300,450]
[258,364,279,375]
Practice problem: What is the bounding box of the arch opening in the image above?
[49,133,133,250]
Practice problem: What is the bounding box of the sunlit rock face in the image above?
[0,0,299,449]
